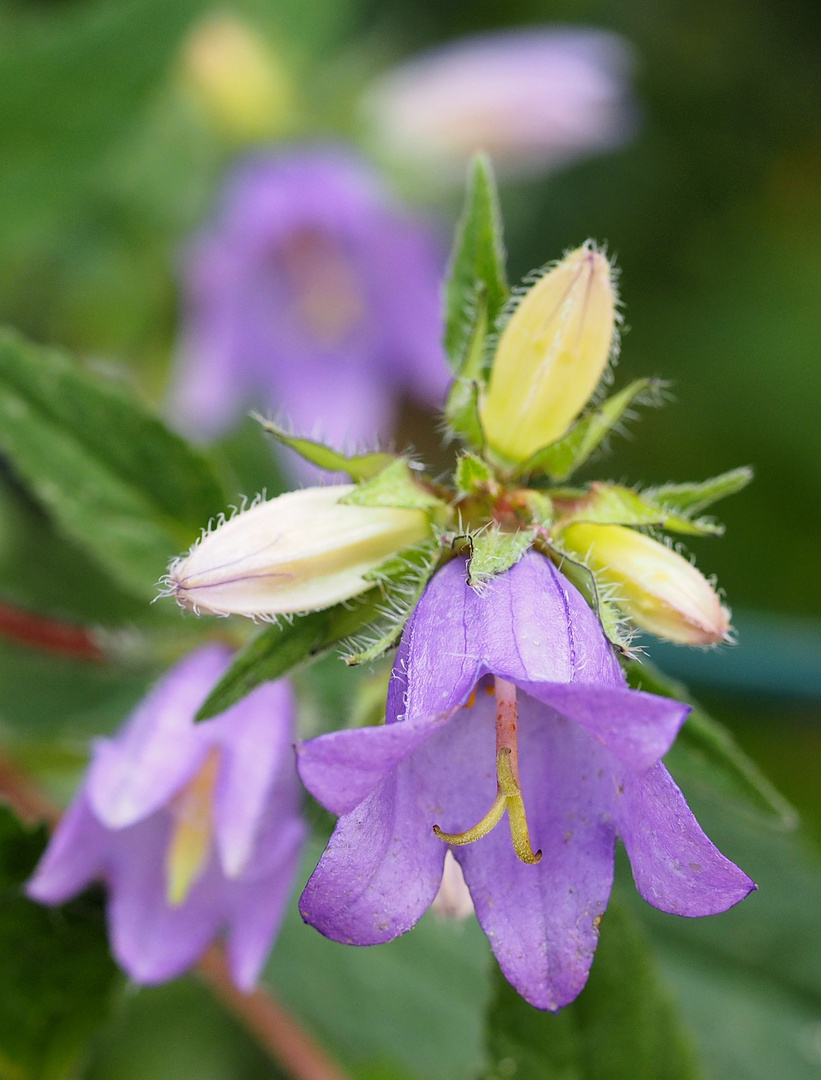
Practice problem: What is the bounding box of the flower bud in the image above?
[481,244,616,465]
[166,486,430,617]
[180,14,296,143]
[561,523,730,645]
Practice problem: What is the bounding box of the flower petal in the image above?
[519,682,690,771]
[617,763,756,916]
[25,793,109,904]
[87,645,231,828]
[454,693,618,1011]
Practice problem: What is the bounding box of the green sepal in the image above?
[554,482,724,537]
[513,378,662,481]
[343,539,441,665]
[454,451,496,498]
[519,490,554,529]
[444,293,489,449]
[0,329,226,599]
[624,659,798,830]
[467,527,535,589]
[647,466,754,514]
[540,539,633,652]
[443,153,508,374]
[482,893,703,1080]
[195,591,383,720]
[341,458,450,522]
[254,415,395,480]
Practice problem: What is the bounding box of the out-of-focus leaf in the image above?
[255,417,396,481]
[481,895,702,1080]
[648,467,754,514]
[444,154,508,373]
[625,660,798,830]
[0,330,225,599]
[0,804,122,1080]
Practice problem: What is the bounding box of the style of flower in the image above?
[297,551,754,1011]
[361,28,636,182]
[169,147,448,457]
[27,645,305,990]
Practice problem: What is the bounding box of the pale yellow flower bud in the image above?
[180,14,296,143]
[561,523,730,645]
[166,486,430,617]
[481,244,616,465]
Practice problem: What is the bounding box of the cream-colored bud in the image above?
[481,244,616,465]
[166,486,430,617]
[561,523,730,645]
[180,13,295,143]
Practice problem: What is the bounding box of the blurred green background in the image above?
[0,0,819,1077]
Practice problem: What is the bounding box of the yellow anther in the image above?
[165,750,220,907]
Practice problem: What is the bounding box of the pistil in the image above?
[165,749,220,906]
[433,677,542,864]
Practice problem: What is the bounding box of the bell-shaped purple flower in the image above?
[27,645,305,990]
[297,552,754,1011]
[169,147,449,455]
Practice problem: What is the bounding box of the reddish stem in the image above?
[0,601,104,662]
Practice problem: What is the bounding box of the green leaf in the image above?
[343,540,440,665]
[454,452,495,498]
[624,660,798,830]
[341,459,448,517]
[482,894,703,1080]
[0,329,225,600]
[254,416,395,481]
[467,529,534,589]
[444,155,508,374]
[514,378,661,481]
[554,482,724,537]
[196,592,383,720]
[647,467,754,514]
[0,804,122,1080]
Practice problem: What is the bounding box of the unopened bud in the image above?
[561,523,730,645]
[180,13,296,143]
[166,486,430,617]
[481,244,616,465]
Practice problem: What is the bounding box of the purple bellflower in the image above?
[27,645,305,990]
[169,147,448,457]
[297,552,754,1011]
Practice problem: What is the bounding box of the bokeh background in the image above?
[0,1,819,1077]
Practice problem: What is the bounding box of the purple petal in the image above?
[617,763,756,916]
[454,692,618,1011]
[519,682,690,771]
[212,678,296,878]
[87,645,231,828]
[25,793,109,904]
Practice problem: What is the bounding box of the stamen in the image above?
[165,749,220,907]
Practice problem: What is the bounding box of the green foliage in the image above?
[555,482,724,537]
[513,379,660,481]
[341,458,448,517]
[454,452,495,498]
[467,528,534,589]
[647,468,754,514]
[481,895,702,1080]
[625,660,798,830]
[0,330,225,600]
[0,805,122,1080]
[254,416,396,481]
[443,155,509,374]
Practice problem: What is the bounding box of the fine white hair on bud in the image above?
[560,522,730,646]
[164,485,431,618]
[481,242,617,466]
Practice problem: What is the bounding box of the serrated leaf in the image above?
[514,378,660,481]
[341,458,447,517]
[196,592,383,720]
[0,329,225,599]
[554,482,723,537]
[623,660,798,830]
[254,416,395,480]
[0,804,122,1080]
[648,467,754,514]
[542,542,633,652]
[467,529,534,589]
[344,540,440,665]
[444,154,508,373]
[454,452,495,498]
[482,894,703,1080]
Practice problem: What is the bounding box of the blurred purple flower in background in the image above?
[297,552,754,1011]
[362,28,637,182]
[169,147,448,456]
[27,645,305,990]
